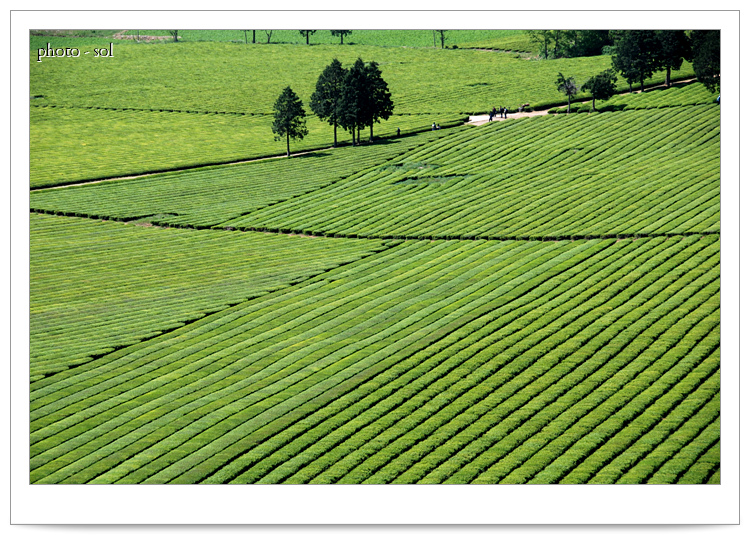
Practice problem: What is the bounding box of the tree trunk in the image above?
[352,128,356,147]
[666,66,671,87]
[333,121,337,148]
[340,33,344,45]
[591,98,596,112]
[306,33,309,45]
[244,30,247,44]
[640,73,645,93]
[629,81,633,93]
[253,31,255,44]
[286,132,290,158]
[567,94,571,114]
[370,123,374,142]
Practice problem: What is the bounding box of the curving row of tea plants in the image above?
[29,36,720,485]
[29,105,462,188]
[549,80,718,114]
[30,213,389,379]
[225,106,719,239]
[30,40,693,188]
[29,234,719,484]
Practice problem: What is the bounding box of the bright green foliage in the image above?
[29,106,462,188]
[226,106,719,239]
[552,80,718,114]
[30,40,693,187]
[29,127,457,228]
[29,213,387,378]
[29,235,719,483]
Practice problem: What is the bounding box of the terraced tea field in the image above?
[30,39,693,188]
[29,34,720,485]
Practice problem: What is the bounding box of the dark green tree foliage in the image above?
[339,58,370,146]
[363,61,394,142]
[568,30,613,57]
[310,58,348,147]
[690,30,720,93]
[556,72,578,114]
[272,86,308,157]
[582,69,618,112]
[655,30,691,87]
[611,30,660,92]
[330,30,352,45]
[526,30,552,59]
[299,30,317,45]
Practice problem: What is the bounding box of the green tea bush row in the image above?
[228,107,718,239]
[30,213,386,377]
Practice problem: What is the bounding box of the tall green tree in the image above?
[582,69,618,112]
[310,58,348,147]
[299,30,317,45]
[611,30,660,92]
[339,58,370,146]
[654,30,690,87]
[690,30,720,93]
[526,30,553,59]
[330,30,352,45]
[556,72,578,114]
[271,86,308,157]
[363,61,394,142]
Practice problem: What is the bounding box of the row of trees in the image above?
[534,30,720,94]
[242,30,353,45]
[611,30,720,93]
[527,30,614,59]
[272,58,395,157]
[556,69,618,113]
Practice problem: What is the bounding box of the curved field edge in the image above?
[30,235,719,484]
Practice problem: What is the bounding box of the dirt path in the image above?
[466,78,698,126]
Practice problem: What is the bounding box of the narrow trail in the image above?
[465,77,698,126]
[35,77,699,190]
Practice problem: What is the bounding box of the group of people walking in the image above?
[489,107,508,121]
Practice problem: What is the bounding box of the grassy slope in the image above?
[28,39,719,484]
[30,39,693,187]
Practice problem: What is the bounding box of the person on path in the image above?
[432,122,437,131]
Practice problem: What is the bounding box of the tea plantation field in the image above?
[29,36,719,485]
[30,39,693,187]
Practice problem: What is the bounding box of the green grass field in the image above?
[29,32,719,485]
[30,39,693,188]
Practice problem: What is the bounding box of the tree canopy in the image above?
[690,30,720,93]
[337,58,394,145]
[271,86,308,157]
[556,72,578,114]
[611,30,660,92]
[654,30,691,87]
[330,30,352,45]
[310,58,348,147]
[299,30,317,45]
[582,69,617,112]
